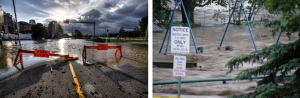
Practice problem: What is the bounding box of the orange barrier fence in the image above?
[82,44,122,65]
[13,48,79,70]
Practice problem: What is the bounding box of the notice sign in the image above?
[97,44,108,50]
[173,56,186,76]
[34,49,50,58]
[171,27,190,53]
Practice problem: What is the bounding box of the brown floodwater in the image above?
[153,4,299,97]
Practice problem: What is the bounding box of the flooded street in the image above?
[0,39,148,83]
[0,39,148,97]
[153,5,299,97]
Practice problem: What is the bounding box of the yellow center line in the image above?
[68,61,85,98]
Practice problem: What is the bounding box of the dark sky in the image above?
[0,0,148,35]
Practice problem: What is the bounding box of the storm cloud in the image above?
[81,9,102,18]
[0,0,148,35]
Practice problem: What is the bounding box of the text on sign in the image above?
[97,44,108,50]
[34,49,50,58]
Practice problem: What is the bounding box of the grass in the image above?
[86,39,93,41]
[111,39,146,42]
[131,44,148,48]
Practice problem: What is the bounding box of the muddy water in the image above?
[0,39,148,83]
[153,6,299,97]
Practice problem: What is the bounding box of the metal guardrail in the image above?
[153,74,292,85]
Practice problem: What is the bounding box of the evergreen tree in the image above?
[226,1,300,97]
[226,39,300,97]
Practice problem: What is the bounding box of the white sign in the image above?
[171,27,190,53]
[173,55,186,76]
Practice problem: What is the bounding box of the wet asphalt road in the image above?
[0,39,148,98]
[0,57,148,98]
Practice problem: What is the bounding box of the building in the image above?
[3,13,14,28]
[29,19,35,25]
[0,5,3,33]
[18,21,32,34]
[2,12,16,34]
[0,5,32,39]
[48,21,64,38]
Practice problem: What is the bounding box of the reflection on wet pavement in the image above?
[0,38,148,82]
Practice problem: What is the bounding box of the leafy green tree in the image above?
[154,0,226,24]
[139,16,148,37]
[31,23,47,39]
[263,0,300,38]
[153,0,171,24]
[118,26,125,38]
[73,29,83,39]
[133,26,141,37]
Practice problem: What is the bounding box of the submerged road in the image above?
[0,57,148,97]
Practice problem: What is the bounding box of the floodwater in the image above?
[0,39,148,84]
[153,4,299,97]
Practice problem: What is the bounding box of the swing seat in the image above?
[197,47,203,53]
[225,46,233,51]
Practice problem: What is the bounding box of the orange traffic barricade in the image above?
[13,48,79,70]
[82,44,122,65]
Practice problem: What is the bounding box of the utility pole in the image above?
[105,26,107,42]
[13,0,21,48]
[93,22,95,43]
[72,25,73,39]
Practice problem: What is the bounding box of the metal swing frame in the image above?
[219,0,257,51]
[159,0,200,54]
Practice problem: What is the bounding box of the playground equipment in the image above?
[219,0,257,51]
[197,5,208,53]
[82,44,122,65]
[276,31,283,44]
[13,48,79,71]
[159,0,199,54]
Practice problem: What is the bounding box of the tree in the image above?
[226,39,300,98]
[139,16,148,37]
[118,26,125,38]
[153,0,172,24]
[31,23,47,39]
[73,29,83,39]
[154,0,226,24]
[134,26,141,37]
[225,0,300,97]
[263,0,300,38]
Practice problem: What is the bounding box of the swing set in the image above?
[159,0,260,54]
[159,0,200,54]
